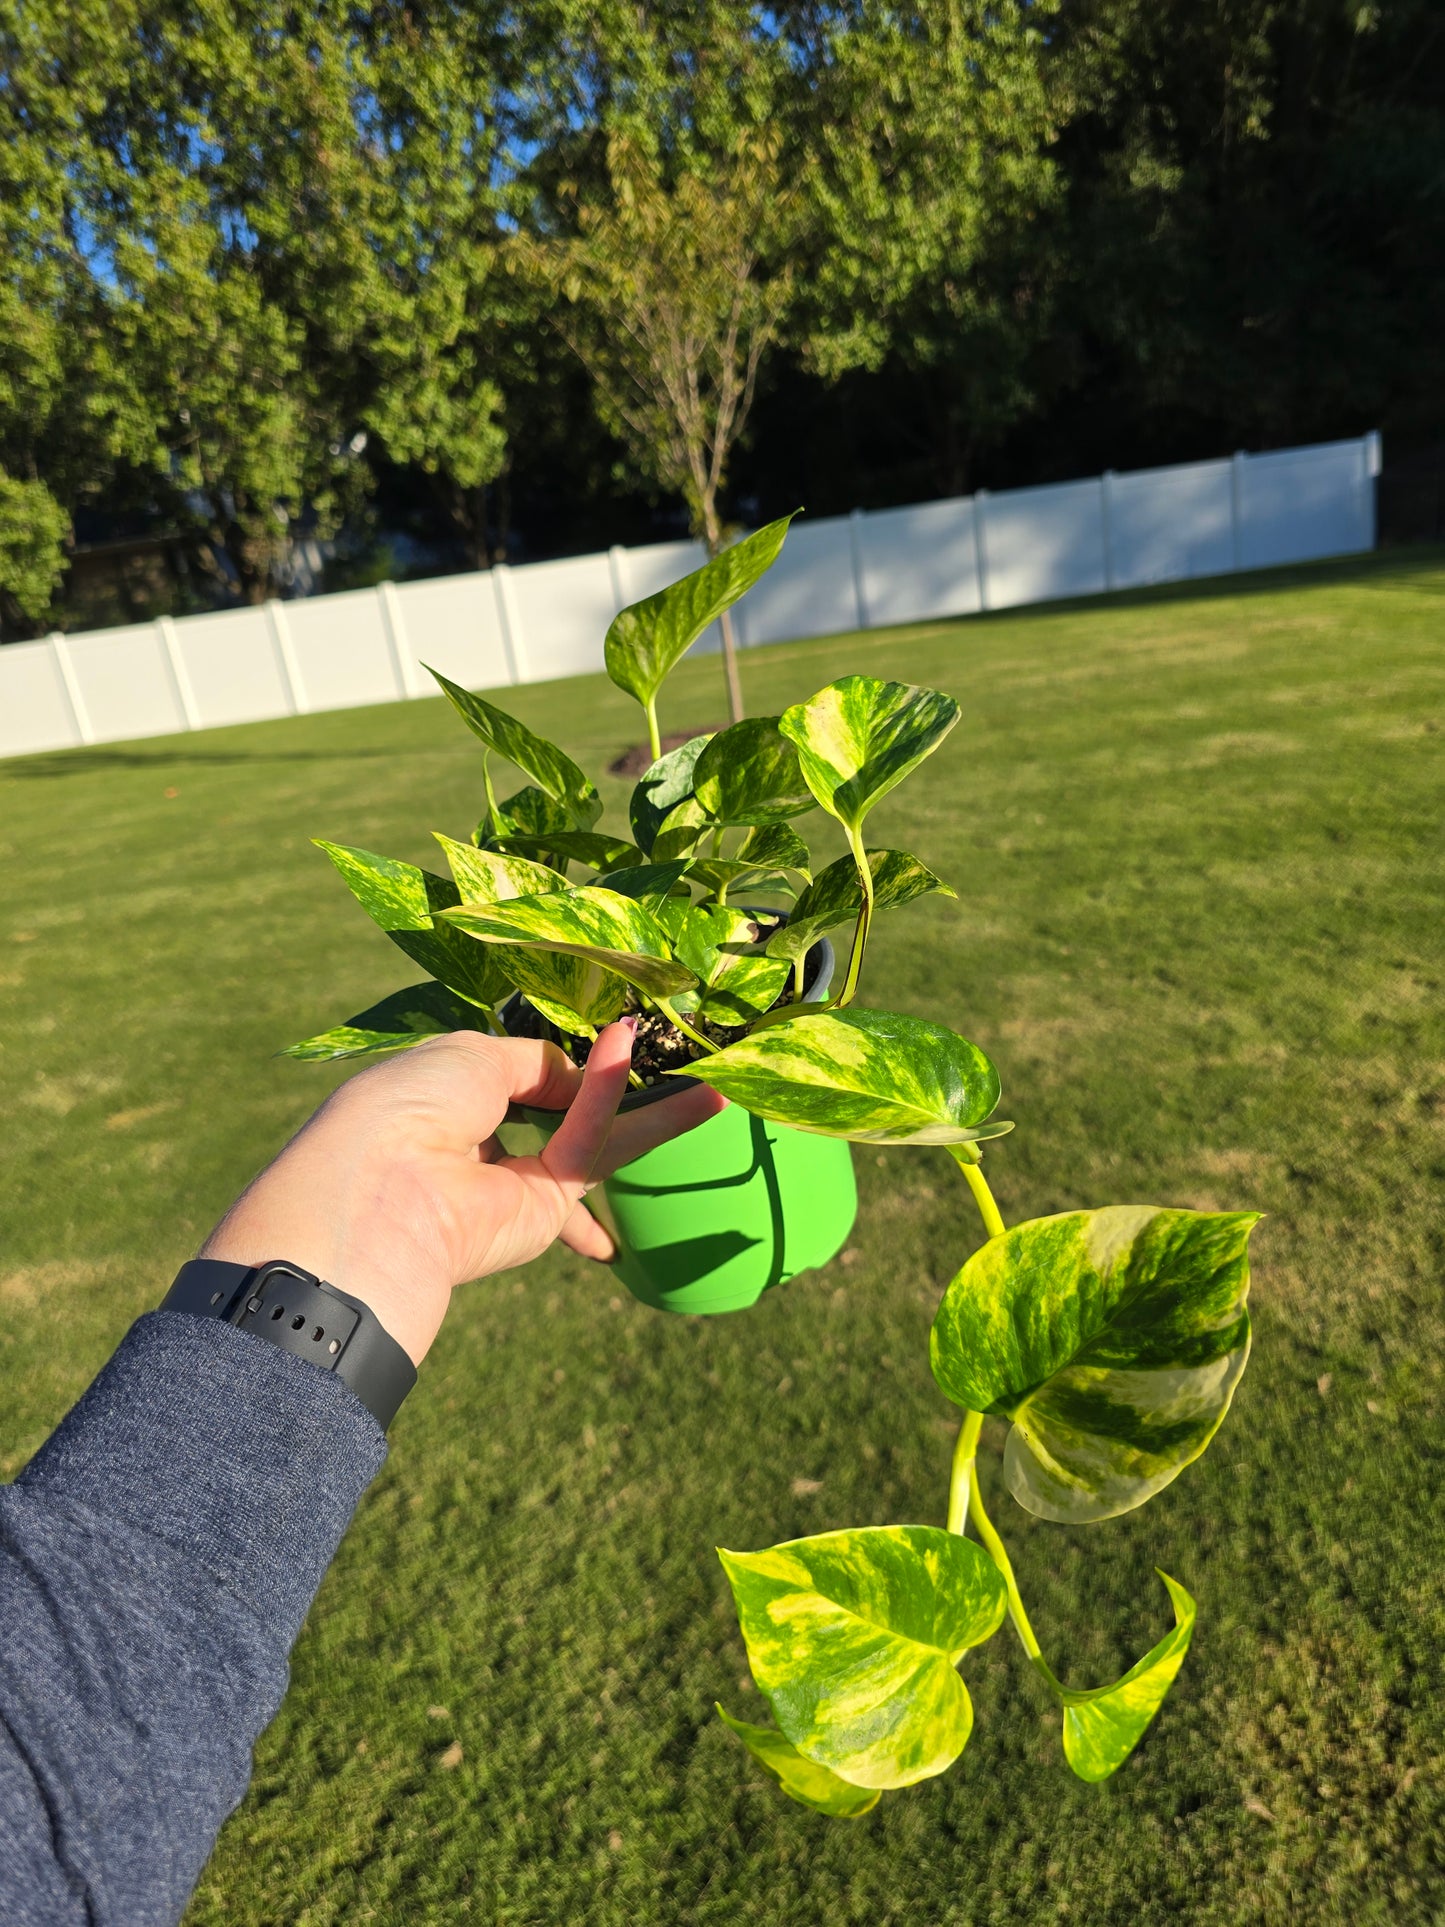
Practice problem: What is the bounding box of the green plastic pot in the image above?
[510,933,857,1315]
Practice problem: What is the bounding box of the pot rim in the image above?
[502,911,834,1114]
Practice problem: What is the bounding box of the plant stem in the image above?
[657,998,720,1054]
[946,1410,983,1534]
[836,832,874,1007]
[792,950,806,1000]
[645,698,662,765]
[967,1455,1064,1694]
[946,1144,1007,1241]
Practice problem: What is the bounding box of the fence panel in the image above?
[1240,439,1373,570]
[858,498,980,625]
[735,516,859,646]
[285,585,402,712]
[0,641,82,755]
[1108,460,1235,589]
[980,478,1108,609]
[66,622,187,740]
[392,571,511,694]
[506,552,619,682]
[172,607,291,728]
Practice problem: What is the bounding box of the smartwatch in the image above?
[161,1258,417,1431]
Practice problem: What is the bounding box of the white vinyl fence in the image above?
[0,433,1380,761]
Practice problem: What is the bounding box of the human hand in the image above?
[200,1022,724,1366]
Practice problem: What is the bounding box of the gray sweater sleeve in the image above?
[0,1309,389,1926]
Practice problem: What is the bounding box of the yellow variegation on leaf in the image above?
[715,1706,880,1816]
[779,675,960,835]
[1056,1571,1196,1782]
[442,886,697,1000]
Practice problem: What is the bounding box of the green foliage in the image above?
[0,471,68,622]
[299,511,1260,1817]
[283,982,490,1061]
[680,1010,1008,1146]
[719,1526,1006,1789]
[1057,1571,1196,1783]
[930,1208,1256,1522]
[714,1707,880,1817]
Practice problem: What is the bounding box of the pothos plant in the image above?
[287,516,1258,1812]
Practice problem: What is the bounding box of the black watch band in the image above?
[160,1258,417,1431]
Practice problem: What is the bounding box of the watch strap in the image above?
[161,1259,416,1431]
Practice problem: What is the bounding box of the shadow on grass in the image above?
[4,743,399,779]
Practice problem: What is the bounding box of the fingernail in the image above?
[619,1014,639,1034]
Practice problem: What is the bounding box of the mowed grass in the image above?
[2,549,1442,1925]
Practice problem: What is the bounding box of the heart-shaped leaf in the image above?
[677,1008,1009,1145]
[693,716,816,825]
[428,669,602,828]
[715,1706,880,1817]
[605,517,794,710]
[779,677,960,836]
[434,834,567,904]
[930,1208,1257,1523]
[594,860,692,905]
[718,1526,1006,1789]
[496,831,642,874]
[651,796,713,863]
[630,734,714,855]
[1057,1571,1196,1782]
[444,887,698,1000]
[674,905,790,1023]
[767,849,955,964]
[315,840,511,1009]
[283,982,490,1061]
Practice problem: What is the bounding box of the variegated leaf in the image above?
[718,1526,1006,1789]
[651,796,713,863]
[433,834,566,904]
[605,517,793,708]
[427,668,602,828]
[715,1706,880,1817]
[283,982,490,1061]
[687,823,812,902]
[502,948,629,1035]
[693,716,816,825]
[595,860,693,905]
[479,784,571,846]
[314,840,511,1008]
[767,849,956,964]
[443,887,698,999]
[630,734,714,855]
[779,677,960,834]
[674,905,790,1023]
[676,1008,1009,1145]
[930,1208,1258,1523]
[496,831,642,873]
[1058,1571,1196,1783]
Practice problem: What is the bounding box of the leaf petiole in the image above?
[657,998,721,1055]
[965,1443,1063,1694]
[835,830,875,1007]
[644,696,662,765]
[946,1409,982,1534]
[947,1142,1006,1241]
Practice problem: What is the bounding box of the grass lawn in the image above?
[2,549,1442,1924]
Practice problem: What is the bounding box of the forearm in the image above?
[0,1311,386,1927]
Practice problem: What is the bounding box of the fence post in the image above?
[376,581,416,699]
[847,508,870,630]
[1100,471,1117,591]
[1229,451,1247,572]
[973,490,991,611]
[1363,431,1382,549]
[156,615,202,729]
[47,632,94,744]
[492,564,527,685]
[264,599,306,713]
[607,544,629,615]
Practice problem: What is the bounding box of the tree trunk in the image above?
[702,491,744,724]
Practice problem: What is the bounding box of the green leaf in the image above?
[715,1706,880,1817]
[604,517,794,710]
[595,860,692,905]
[767,849,955,964]
[693,717,816,825]
[629,734,714,855]
[651,797,712,863]
[496,832,642,873]
[427,668,602,828]
[315,840,511,1009]
[688,825,812,902]
[1058,1572,1196,1783]
[502,949,629,1035]
[718,1526,1006,1789]
[480,785,571,846]
[677,1008,1009,1145]
[433,834,567,903]
[443,887,698,1000]
[929,1208,1258,1523]
[674,905,790,1023]
[736,822,812,882]
[283,982,490,1062]
[779,677,960,835]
